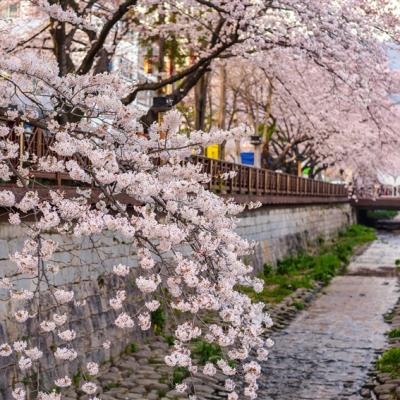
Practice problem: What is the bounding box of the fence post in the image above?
[229,165,234,194]
[209,159,214,191]
[19,123,24,169]
[36,128,43,158]
[277,173,280,193]
[248,168,252,194]
[256,169,260,195]
[238,166,243,194]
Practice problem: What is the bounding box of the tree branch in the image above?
[77,0,138,75]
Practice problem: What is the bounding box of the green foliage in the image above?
[104,382,121,392]
[395,259,400,267]
[292,301,305,310]
[124,341,137,354]
[97,274,105,288]
[157,389,168,397]
[263,263,273,276]
[377,348,400,377]
[276,252,314,275]
[151,307,166,334]
[21,376,30,386]
[162,334,175,347]
[312,254,340,284]
[238,224,376,304]
[192,340,223,364]
[72,370,82,387]
[385,311,395,323]
[337,224,376,242]
[367,210,398,220]
[388,328,400,338]
[172,367,190,385]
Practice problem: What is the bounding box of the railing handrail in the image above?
[193,155,342,186]
[0,118,348,199]
[191,155,348,199]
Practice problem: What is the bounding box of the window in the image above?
[119,57,135,81]
[1,3,20,18]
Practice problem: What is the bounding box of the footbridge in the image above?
[353,197,400,210]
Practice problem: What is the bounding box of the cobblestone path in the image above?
[258,232,400,400]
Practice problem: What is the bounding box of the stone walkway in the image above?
[258,232,400,400]
[61,286,323,400]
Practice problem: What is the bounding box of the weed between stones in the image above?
[377,348,400,377]
[388,328,400,339]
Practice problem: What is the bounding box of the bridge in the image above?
[353,197,400,210]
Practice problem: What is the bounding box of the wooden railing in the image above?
[192,156,348,198]
[0,118,348,200]
[1,118,78,185]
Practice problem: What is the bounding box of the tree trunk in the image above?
[217,64,227,129]
[194,73,209,131]
[218,64,227,159]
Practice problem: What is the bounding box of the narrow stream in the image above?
[259,232,400,400]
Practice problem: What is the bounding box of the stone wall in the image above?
[0,224,142,398]
[0,202,355,397]
[236,203,355,270]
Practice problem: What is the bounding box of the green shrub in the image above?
[124,341,137,354]
[263,263,273,276]
[104,382,121,391]
[192,340,222,364]
[311,254,340,285]
[395,259,400,267]
[292,301,305,310]
[377,348,400,377]
[276,253,314,275]
[237,224,376,304]
[388,328,400,338]
[162,334,175,346]
[151,308,166,334]
[367,210,398,220]
[172,367,190,385]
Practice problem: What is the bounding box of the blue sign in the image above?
[240,152,254,166]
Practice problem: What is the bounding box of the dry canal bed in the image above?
[258,232,400,400]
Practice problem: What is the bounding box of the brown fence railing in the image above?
[0,118,348,199]
[1,117,79,185]
[192,156,348,198]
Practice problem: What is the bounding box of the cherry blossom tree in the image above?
[203,47,400,179]
[1,1,400,399]
[3,0,400,127]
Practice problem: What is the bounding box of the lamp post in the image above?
[151,96,174,138]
